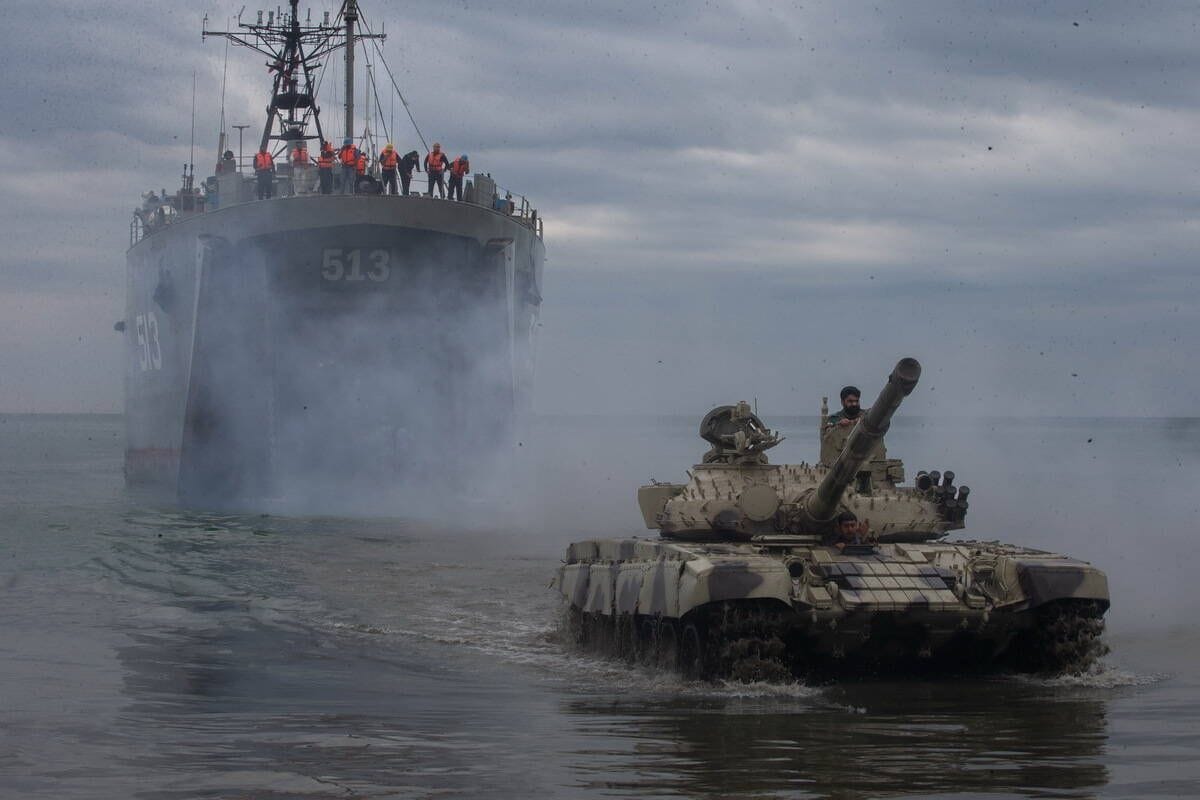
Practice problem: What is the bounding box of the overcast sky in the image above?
[1,0,1197,416]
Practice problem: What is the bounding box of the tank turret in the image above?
[639,357,969,541]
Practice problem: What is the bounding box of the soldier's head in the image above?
[223,150,235,160]
[836,510,859,539]
[839,386,861,417]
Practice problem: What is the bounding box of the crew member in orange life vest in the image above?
[338,138,358,194]
[447,154,469,201]
[316,142,335,195]
[290,142,309,167]
[379,143,400,195]
[253,147,275,200]
[290,141,311,194]
[425,142,449,198]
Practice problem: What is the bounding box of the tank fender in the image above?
[677,556,792,619]
[1010,557,1110,610]
[557,563,590,608]
[638,558,684,618]
[616,562,646,615]
[584,562,621,615]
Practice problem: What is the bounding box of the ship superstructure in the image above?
[123,1,545,508]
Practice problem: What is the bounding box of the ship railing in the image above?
[129,203,180,245]
[131,175,542,241]
[480,179,543,239]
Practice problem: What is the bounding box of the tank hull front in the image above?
[123,195,544,508]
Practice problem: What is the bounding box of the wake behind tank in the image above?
[558,357,1110,680]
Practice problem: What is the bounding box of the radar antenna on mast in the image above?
[202,0,385,154]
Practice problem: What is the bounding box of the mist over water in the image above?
[1,413,1198,798]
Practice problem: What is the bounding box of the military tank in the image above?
[554,358,1109,679]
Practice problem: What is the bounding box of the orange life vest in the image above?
[356,154,367,175]
[291,146,309,166]
[380,149,399,169]
[450,157,469,178]
[253,151,274,171]
[317,152,333,169]
[426,150,444,174]
[339,144,357,167]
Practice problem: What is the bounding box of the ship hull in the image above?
[124,195,543,508]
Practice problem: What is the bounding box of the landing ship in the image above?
[555,358,1109,679]
[122,1,544,507]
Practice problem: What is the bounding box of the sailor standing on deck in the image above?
[253,147,275,200]
[425,143,448,198]
[447,154,469,201]
[379,144,400,195]
[316,142,335,195]
[399,150,420,196]
[290,141,311,194]
[338,138,358,194]
[217,149,237,175]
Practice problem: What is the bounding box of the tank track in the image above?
[1004,599,1109,675]
[564,598,1109,680]
[564,601,795,682]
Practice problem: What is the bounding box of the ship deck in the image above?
[131,169,543,249]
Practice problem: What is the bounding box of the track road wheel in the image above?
[638,618,657,665]
[1008,599,1109,675]
[656,620,679,670]
[566,606,585,646]
[679,621,710,680]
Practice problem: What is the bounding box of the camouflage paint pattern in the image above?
[554,358,1110,670]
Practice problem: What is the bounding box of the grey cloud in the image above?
[1,0,1197,415]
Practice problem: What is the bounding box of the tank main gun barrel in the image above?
[806,357,922,522]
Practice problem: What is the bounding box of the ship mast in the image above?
[344,0,357,142]
[202,1,384,154]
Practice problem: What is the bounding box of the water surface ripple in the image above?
[0,414,1196,798]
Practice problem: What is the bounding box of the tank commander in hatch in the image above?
[820,383,889,466]
[826,386,864,431]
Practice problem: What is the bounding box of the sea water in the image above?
[0,413,1197,798]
